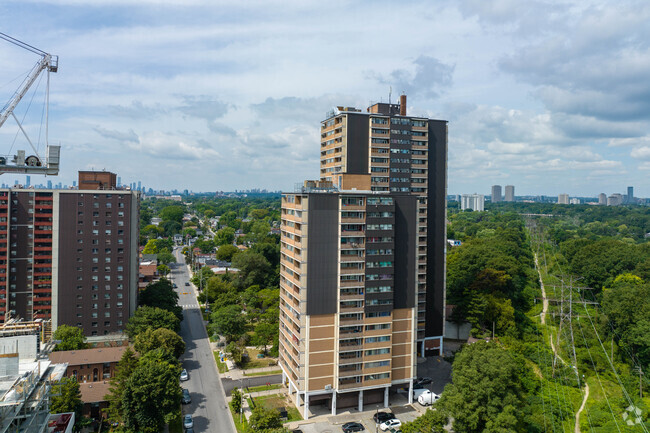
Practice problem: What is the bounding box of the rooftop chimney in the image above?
[399,94,407,116]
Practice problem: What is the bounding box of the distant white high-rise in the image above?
[504,185,515,202]
[598,193,607,205]
[461,193,485,211]
[570,198,580,205]
[558,193,569,204]
[491,185,502,202]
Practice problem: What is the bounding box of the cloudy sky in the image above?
[1,0,649,197]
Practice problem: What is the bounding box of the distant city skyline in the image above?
[1,2,649,196]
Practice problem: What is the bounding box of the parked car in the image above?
[183,414,193,429]
[418,389,441,406]
[180,369,189,381]
[185,282,190,286]
[412,387,428,400]
[380,419,402,431]
[185,429,194,433]
[415,376,433,385]
[181,389,191,404]
[291,430,303,433]
[342,422,365,432]
[373,412,396,423]
[173,283,178,288]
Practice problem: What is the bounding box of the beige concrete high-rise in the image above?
[504,185,515,202]
[491,185,502,203]
[279,96,447,418]
[558,193,569,204]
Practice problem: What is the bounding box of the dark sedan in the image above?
[373,412,396,423]
[342,422,365,432]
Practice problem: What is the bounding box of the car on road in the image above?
[342,422,365,432]
[173,283,178,288]
[418,389,441,406]
[180,369,189,381]
[380,419,402,431]
[373,411,396,423]
[415,376,433,385]
[185,429,194,433]
[183,414,193,429]
[185,282,190,286]
[181,389,191,404]
[291,430,303,433]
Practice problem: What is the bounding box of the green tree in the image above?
[248,406,283,431]
[215,227,236,246]
[157,263,170,277]
[105,347,139,423]
[53,325,88,351]
[159,205,185,223]
[216,244,240,261]
[441,341,529,433]
[125,306,180,338]
[211,304,247,342]
[138,279,182,321]
[253,321,276,354]
[142,239,159,254]
[231,252,273,289]
[230,388,242,414]
[121,352,182,433]
[157,249,176,265]
[50,377,82,420]
[134,327,186,359]
[142,224,163,238]
[401,408,448,433]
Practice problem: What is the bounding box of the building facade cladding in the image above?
[504,185,515,202]
[318,105,447,344]
[278,191,418,407]
[0,189,139,337]
[491,185,502,202]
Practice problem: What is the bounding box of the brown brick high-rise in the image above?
[279,96,447,417]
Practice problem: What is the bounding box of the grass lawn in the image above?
[244,369,282,377]
[242,348,278,369]
[229,403,248,433]
[213,351,229,373]
[251,394,302,423]
[168,405,183,433]
[247,384,282,393]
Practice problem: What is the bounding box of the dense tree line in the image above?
[106,278,185,432]
[446,211,538,337]
[412,204,650,432]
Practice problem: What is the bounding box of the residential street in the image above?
[172,247,236,433]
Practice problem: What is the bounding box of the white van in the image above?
[417,390,440,406]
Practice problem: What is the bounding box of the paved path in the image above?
[534,253,549,325]
[575,382,590,433]
[172,248,236,433]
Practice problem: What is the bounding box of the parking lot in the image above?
[287,356,452,432]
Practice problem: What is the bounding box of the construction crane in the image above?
[0,32,60,175]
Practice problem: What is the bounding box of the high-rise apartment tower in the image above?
[0,172,139,336]
[279,96,447,417]
[491,185,501,203]
[504,185,515,202]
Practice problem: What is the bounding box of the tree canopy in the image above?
[125,306,180,338]
[53,325,88,351]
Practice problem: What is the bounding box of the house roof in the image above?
[48,346,130,366]
[78,381,111,403]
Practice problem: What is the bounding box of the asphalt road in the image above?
[172,247,236,433]
[221,374,283,396]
